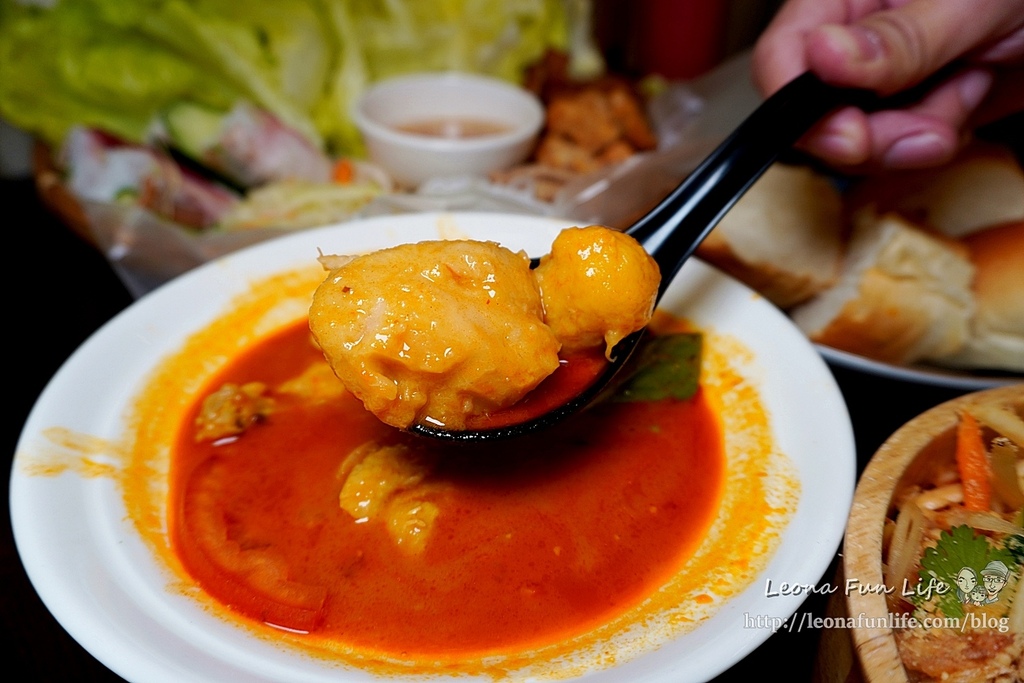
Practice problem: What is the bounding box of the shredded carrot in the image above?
[332,159,354,184]
[956,410,991,511]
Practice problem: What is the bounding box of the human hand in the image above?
[752,0,1024,171]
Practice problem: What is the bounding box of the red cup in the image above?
[631,0,730,79]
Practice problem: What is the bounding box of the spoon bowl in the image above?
[410,71,931,442]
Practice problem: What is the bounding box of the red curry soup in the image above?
[118,268,796,676]
[170,318,722,655]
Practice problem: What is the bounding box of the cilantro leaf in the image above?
[916,525,1017,619]
[1005,534,1024,566]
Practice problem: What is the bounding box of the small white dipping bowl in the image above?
[353,72,545,188]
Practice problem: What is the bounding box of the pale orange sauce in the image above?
[18,427,121,478]
[395,117,512,139]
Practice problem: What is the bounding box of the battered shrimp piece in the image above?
[534,226,660,357]
[309,240,561,430]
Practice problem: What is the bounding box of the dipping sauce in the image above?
[168,319,725,658]
[394,117,513,139]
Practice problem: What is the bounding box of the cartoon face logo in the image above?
[981,560,1010,603]
[956,567,978,596]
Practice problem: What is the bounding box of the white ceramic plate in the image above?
[11,212,856,683]
[815,344,1021,392]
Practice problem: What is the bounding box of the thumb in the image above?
[804,0,1021,94]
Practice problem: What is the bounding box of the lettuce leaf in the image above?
[0,0,243,144]
[0,0,569,155]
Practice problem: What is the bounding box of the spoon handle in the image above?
[409,70,949,442]
[626,71,887,298]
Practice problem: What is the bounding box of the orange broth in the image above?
[168,320,725,658]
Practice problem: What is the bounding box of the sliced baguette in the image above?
[696,163,845,309]
[932,221,1024,372]
[789,211,975,365]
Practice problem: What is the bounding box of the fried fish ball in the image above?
[309,240,561,430]
[534,226,660,357]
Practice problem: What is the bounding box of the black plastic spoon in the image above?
[409,71,931,442]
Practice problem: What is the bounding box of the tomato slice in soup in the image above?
[177,457,327,632]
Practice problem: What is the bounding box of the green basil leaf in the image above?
[610,333,701,403]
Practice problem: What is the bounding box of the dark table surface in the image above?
[2,175,995,681]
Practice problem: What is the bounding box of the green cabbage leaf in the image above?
[0,0,568,155]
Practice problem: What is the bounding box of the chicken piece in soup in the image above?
[309,240,560,430]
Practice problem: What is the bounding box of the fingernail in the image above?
[816,129,862,162]
[809,108,868,164]
[818,24,885,63]
[883,132,953,168]
[957,70,993,111]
